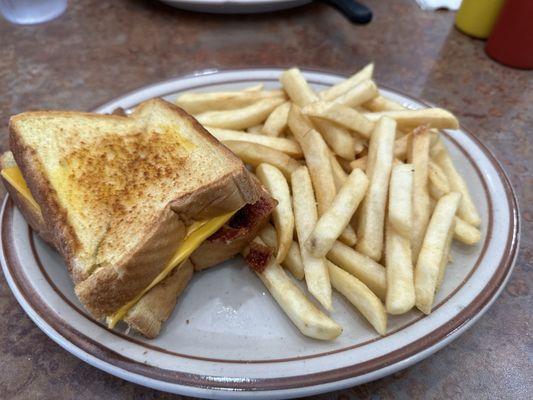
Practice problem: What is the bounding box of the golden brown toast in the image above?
[124,259,194,339]
[9,99,262,319]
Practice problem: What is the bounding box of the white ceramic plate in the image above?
[159,0,311,14]
[0,69,519,399]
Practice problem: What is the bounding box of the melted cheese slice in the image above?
[0,166,235,328]
[1,167,41,211]
[106,211,234,328]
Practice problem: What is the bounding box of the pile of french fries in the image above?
[176,65,482,341]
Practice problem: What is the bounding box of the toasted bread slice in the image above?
[124,259,194,339]
[9,99,261,318]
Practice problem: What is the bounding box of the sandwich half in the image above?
[2,98,276,338]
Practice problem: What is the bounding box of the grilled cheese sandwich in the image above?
[3,98,275,338]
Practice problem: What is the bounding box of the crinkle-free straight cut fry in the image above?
[409,126,432,261]
[356,116,396,261]
[176,88,285,114]
[196,97,284,130]
[243,239,341,340]
[288,105,357,245]
[415,192,461,314]
[363,108,459,130]
[328,261,387,335]
[386,164,415,314]
[291,166,332,311]
[206,127,303,158]
[259,224,304,280]
[256,163,294,264]
[223,141,300,179]
[320,63,374,101]
[306,169,369,258]
[281,67,356,160]
[432,140,481,227]
[262,101,291,137]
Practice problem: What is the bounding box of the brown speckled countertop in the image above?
[0,0,531,398]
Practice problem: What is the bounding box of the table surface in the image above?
[0,0,531,399]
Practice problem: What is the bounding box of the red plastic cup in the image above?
[485,0,533,69]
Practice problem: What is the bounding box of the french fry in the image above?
[349,134,409,171]
[415,192,461,314]
[430,137,446,159]
[290,126,337,215]
[262,101,291,137]
[336,154,355,173]
[386,165,415,314]
[426,166,481,246]
[454,217,481,245]
[393,132,410,161]
[432,141,481,226]
[327,261,387,335]
[329,151,348,190]
[250,240,341,340]
[280,67,319,107]
[334,80,379,108]
[363,95,407,112]
[313,119,356,160]
[393,158,405,167]
[353,134,367,155]
[327,241,387,300]
[350,157,367,171]
[256,163,294,263]
[320,63,374,101]
[364,108,459,130]
[356,117,396,261]
[280,68,355,160]
[247,124,263,133]
[306,169,369,258]
[302,101,375,139]
[388,164,414,238]
[408,126,432,261]
[206,127,303,158]
[291,166,332,310]
[177,89,285,114]
[223,141,300,179]
[287,109,357,244]
[329,153,361,242]
[338,224,357,246]
[259,224,304,280]
[385,221,415,315]
[285,109,339,208]
[287,102,315,135]
[428,160,451,199]
[196,97,284,130]
[243,84,263,91]
[436,221,455,291]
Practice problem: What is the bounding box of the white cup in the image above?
[0,0,67,25]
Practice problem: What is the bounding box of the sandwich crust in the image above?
[124,259,194,339]
[10,129,84,278]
